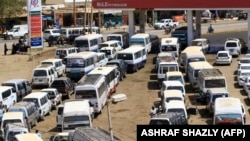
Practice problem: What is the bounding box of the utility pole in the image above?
[73,0,76,26]
[89,3,93,34]
[83,0,88,34]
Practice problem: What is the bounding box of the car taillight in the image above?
[95,103,98,107]
[64,88,67,93]
[247,85,250,88]
[16,92,19,96]
[216,57,218,59]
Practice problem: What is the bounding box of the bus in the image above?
[88,66,120,96]
[130,33,152,54]
[65,52,97,81]
[116,45,147,72]
[75,74,108,115]
[74,34,103,52]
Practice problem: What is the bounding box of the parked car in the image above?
[243,76,250,97]
[215,50,232,65]
[49,77,75,99]
[41,88,62,110]
[106,59,128,81]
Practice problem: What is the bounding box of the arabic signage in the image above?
[92,0,250,9]
[27,0,43,48]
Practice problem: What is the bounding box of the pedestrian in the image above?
[4,43,8,55]
[149,106,157,117]
[36,130,42,138]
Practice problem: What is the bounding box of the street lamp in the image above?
[108,93,127,141]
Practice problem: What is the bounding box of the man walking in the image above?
[4,43,8,55]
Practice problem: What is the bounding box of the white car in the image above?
[237,70,250,87]
[215,50,232,65]
[237,64,250,76]
[237,57,250,69]
[242,76,250,98]
[245,53,250,58]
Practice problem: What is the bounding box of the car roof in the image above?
[3,79,28,83]
[193,38,208,41]
[163,80,183,86]
[217,50,230,54]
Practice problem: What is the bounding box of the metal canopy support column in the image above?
[187,10,193,46]
[128,10,135,38]
[248,10,250,52]
[196,10,201,38]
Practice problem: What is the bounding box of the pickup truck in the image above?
[41,88,62,110]
[154,19,179,29]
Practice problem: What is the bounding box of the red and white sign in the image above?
[92,0,250,9]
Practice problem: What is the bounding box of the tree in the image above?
[0,0,26,28]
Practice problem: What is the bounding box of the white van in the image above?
[0,86,17,111]
[130,33,152,53]
[187,61,213,89]
[161,80,185,97]
[1,79,32,102]
[62,100,94,132]
[99,40,123,51]
[213,97,246,125]
[74,34,103,52]
[162,90,184,111]
[165,71,185,85]
[31,64,57,88]
[8,102,39,130]
[55,47,78,60]
[22,92,52,121]
[184,51,206,73]
[40,58,66,77]
[224,38,241,57]
[99,47,117,61]
[164,100,188,120]
[1,112,27,136]
[179,46,202,69]
[157,61,179,87]
[116,46,147,72]
[4,123,29,141]
[160,37,180,57]
[14,133,43,141]
[96,52,108,67]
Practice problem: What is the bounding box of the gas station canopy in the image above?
[92,0,250,9]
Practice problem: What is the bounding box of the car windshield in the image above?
[23,98,39,107]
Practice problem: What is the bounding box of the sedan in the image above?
[215,50,232,65]
[237,70,250,87]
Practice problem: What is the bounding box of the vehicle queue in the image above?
[0,23,249,140]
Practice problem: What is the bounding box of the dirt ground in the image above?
[0,39,249,141]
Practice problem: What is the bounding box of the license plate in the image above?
[230,49,234,52]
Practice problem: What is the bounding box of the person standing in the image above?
[36,130,42,138]
[4,43,8,55]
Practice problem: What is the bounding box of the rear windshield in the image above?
[33,70,47,76]
[57,107,64,115]
[226,42,237,47]
[117,53,133,60]
[51,80,65,87]
[1,83,16,92]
